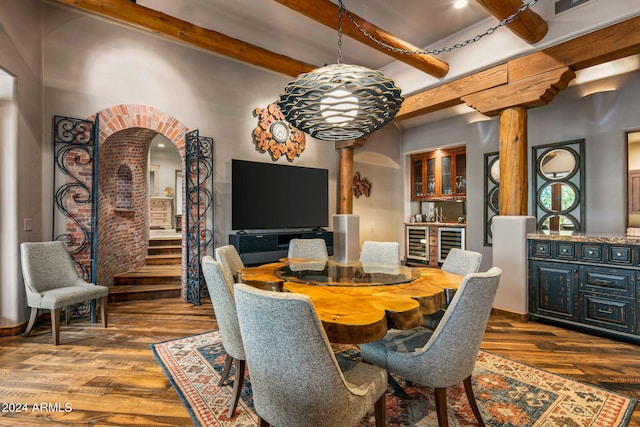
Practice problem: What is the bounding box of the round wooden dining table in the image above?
[236,259,463,344]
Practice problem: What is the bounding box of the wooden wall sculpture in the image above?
[253,103,306,161]
[352,172,371,198]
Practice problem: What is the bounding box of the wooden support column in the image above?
[338,147,354,214]
[499,107,528,216]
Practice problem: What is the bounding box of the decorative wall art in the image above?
[253,102,306,161]
[352,172,371,198]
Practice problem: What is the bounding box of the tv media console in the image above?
[229,230,333,266]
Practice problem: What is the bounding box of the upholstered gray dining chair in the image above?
[215,244,245,282]
[233,283,387,427]
[287,238,329,260]
[201,256,246,419]
[360,267,501,427]
[441,248,482,276]
[424,248,483,329]
[20,241,109,345]
[359,241,400,265]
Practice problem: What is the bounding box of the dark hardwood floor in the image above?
[0,298,639,426]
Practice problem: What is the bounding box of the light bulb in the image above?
[320,88,359,125]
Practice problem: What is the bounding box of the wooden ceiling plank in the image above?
[475,0,548,44]
[272,0,449,78]
[397,15,640,121]
[461,67,576,116]
[51,0,317,77]
[509,14,640,81]
[397,64,508,120]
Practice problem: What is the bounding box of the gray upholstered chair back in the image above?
[287,238,329,260]
[359,240,400,265]
[234,283,387,427]
[215,245,245,282]
[441,248,482,276]
[21,241,93,305]
[201,256,245,360]
[374,267,501,389]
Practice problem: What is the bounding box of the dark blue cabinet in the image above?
[528,238,639,343]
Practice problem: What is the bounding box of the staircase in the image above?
[109,235,182,302]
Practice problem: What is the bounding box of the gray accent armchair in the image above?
[215,244,245,282]
[360,267,501,427]
[201,256,246,419]
[234,282,387,427]
[20,241,109,345]
[287,238,329,260]
[359,241,400,265]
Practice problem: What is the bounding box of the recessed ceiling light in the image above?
[454,0,468,9]
[158,143,165,148]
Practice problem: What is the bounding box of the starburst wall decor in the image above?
[253,102,306,161]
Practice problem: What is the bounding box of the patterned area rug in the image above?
[151,331,636,427]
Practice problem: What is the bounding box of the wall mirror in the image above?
[532,139,585,234]
[483,152,499,245]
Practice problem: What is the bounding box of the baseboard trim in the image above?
[491,307,528,322]
[0,321,27,337]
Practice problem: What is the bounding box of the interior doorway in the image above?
[627,130,640,228]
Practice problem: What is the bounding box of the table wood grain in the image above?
[237,262,463,344]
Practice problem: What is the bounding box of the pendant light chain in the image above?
[337,0,343,64]
[341,0,540,56]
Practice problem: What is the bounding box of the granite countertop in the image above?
[406,222,467,227]
[528,232,640,245]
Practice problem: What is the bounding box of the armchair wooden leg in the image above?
[227,359,245,419]
[51,308,61,345]
[374,393,386,427]
[434,387,448,427]
[24,308,38,337]
[257,417,270,427]
[218,354,234,386]
[463,376,485,427]
[65,307,71,325]
[100,296,108,328]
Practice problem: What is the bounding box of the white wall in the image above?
[41,3,340,248]
[0,0,44,327]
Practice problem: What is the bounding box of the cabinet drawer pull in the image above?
[588,250,594,255]
[593,279,613,287]
[598,307,614,315]
[562,249,568,253]
[616,252,623,257]
[539,247,545,252]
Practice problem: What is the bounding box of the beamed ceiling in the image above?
[49,0,640,126]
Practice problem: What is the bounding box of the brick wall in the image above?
[90,105,188,287]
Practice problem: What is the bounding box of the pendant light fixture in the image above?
[278,1,403,142]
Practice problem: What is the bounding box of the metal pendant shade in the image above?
[278,63,404,141]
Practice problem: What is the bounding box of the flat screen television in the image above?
[232,159,329,231]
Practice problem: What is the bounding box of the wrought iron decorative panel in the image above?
[52,115,99,282]
[185,129,214,305]
[52,115,99,322]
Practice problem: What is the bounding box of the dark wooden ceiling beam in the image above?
[272,0,449,78]
[396,15,640,121]
[50,0,317,77]
[475,0,548,44]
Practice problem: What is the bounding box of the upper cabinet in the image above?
[411,147,466,201]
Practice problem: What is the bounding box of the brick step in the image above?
[146,254,181,265]
[147,245,181,256]
[108,283,181,302]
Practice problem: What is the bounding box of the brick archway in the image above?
[90,105,190,297]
